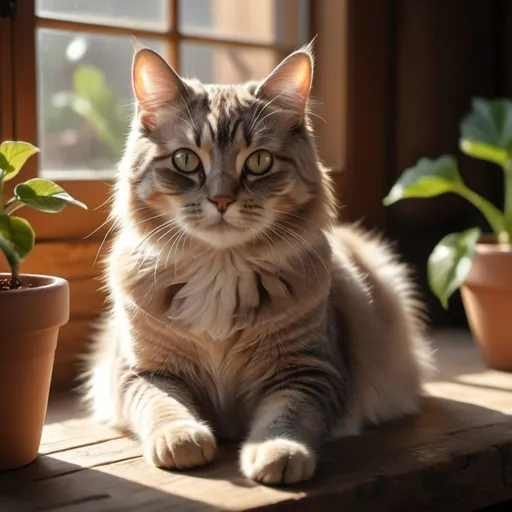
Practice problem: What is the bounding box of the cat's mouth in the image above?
[209,218,243,232]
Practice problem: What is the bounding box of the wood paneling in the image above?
[0,16,13,142]
[52,319,97,390]
[341,0,391,229]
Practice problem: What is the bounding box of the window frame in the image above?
[5,0,338,241]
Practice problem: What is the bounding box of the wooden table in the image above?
[1,330,511,511]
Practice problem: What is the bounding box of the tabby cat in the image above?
[85,44,433,485]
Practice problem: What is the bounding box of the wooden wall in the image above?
[343,0,510,326]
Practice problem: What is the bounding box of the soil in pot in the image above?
[461,240,512,372]
[0,274,69,471]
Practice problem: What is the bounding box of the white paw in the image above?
[240,439,316,485]
[144,421,216,469]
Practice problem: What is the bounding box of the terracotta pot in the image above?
[461,240,512,372]
[0,274,69,471]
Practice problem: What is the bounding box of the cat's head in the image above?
[119,44,334,250]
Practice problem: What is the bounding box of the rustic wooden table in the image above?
[1,330,511,511]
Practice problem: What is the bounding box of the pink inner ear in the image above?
[257,52,313,117]
[132,49,184,129]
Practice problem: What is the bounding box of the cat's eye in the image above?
[172,149,201,173]
[245,150,273,175]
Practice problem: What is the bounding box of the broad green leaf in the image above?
[0,141,39,181]
[460,98,512,152]
[0,214,35,259]
[459,139,509,166]
[14,178,87,213]
[383,156,463,206]
[427,227,481,309]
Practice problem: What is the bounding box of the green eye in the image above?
[245,149,273,175]
[172,149,201,173]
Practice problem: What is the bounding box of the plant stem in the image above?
[0,235,20,286]
[456,185,508,241]
[504,159,512,238]
[5,202,24,215]
[0,172,4,214]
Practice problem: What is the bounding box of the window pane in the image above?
[181,44,278,84]
[179,0,309,45]
[36,0,170,32]
[37,29,165,179]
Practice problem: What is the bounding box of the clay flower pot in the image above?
[0,274,69,471]
[461,240,512,372]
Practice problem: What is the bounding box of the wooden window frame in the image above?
[7,0,310,241]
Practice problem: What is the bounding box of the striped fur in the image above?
[85,46,434,485]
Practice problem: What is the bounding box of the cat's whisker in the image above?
[166,227,189,273]
[152,226,187,285]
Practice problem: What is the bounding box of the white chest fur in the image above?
[166,250,262,340]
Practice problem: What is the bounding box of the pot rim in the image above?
[0,273,68,293]
[476,234,512,253]
[0,274,70,332]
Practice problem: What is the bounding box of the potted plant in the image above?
[383,98,512,372]
[0,140,86,471]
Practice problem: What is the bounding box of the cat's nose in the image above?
[208,195,236,213]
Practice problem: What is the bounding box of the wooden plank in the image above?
[38,393,122,456]
[52,318,96,390]
[3,419,512,511]
[0,240,104,280]
[69,278,105,319]
[56,318,94,360]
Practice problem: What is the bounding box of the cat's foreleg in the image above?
[122,372,216,469]
[240,380,341,485]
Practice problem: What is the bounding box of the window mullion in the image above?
[12,0,38,179]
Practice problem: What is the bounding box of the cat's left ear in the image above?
[256,43,314,121]
[132,47,189,130]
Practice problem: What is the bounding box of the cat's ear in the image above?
[132,48,188,129]
[256,44,314,120]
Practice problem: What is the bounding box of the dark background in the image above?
[341,0,511,328]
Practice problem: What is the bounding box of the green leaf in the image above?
[427,227,481,309]
[383,156,463,206]
[14,178,87,213]
[459,139,509,166]
[0,214,35,259]
[73,64,106,101]
[460,98,512,152]
[63,64,125,155]
[0,141,39,181]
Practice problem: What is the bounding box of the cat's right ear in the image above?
[132,48,188,130]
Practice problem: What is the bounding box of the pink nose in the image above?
[208,196,236,213]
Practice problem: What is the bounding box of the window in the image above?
[0,0,347,388]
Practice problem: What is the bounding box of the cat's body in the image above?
[86,45,433,484]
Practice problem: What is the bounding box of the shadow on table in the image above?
[0,457,225,511]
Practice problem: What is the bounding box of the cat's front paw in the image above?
[240,439,316,485]
[144,421,216,470]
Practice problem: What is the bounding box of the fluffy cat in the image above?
[85,44,434,485]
